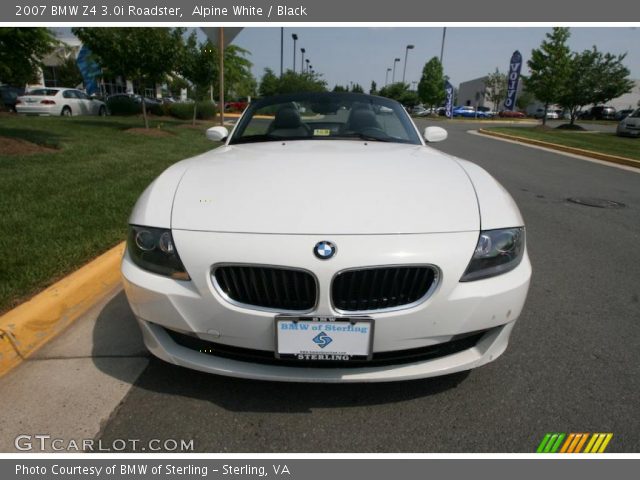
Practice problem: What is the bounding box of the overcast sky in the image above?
[56,27,639,90]
[230,27,639,90]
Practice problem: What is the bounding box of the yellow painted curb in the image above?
[478,129,640,169]
[0,242,125,377]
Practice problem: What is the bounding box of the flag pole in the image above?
[219,28,225,126]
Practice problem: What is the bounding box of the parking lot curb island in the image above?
[0,242,125,377]
[478,128,640,169]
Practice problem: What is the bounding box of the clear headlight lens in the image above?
[460,227,525,282]
[127,225,190,280]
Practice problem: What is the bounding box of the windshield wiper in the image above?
[335,132,391,142]
[230,134,283,144]
[231,134,316,144]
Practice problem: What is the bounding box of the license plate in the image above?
[275,316,374,361]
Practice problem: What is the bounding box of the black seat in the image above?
[267,106,310,137]
[347,108,381,132]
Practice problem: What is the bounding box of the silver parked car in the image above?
[616,108,640,137]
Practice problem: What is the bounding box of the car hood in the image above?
[171,141,480,234]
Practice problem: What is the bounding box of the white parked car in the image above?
[533,108,559,120]
[122,92,531,383]
[616,108,640,137]
[16,88,107,116]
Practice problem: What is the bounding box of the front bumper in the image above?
[617,125,640,137]
[122,231,531,382]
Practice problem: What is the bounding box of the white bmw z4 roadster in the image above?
[122,92,531,382]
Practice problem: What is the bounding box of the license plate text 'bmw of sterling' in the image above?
[121,92,532,383]
[275,316,374,361]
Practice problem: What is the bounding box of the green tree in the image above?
[351,83,364,93]
[333,84,347,92]
[484,68,508,112]
[223,45,255,99]
[516,90,535,111]
[231,70,257,100]
[590,50,634,106]
[378,82,408,101]
[369,80,378,95]
[526,27,572,125]
[178,33,217,124]
[555,48,599,124]
[417,57,446,110]
[0,28,57,85]
[259,68,279,97]
[259,69,327,96]
[166,76,189,98]
[73,27,184,128]
[179,33,255,123]
[378,82,418,107]
[277,70,327,93]
[557,47,634,124]
[52,47,83,88]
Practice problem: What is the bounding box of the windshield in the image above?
[229,92,421,145]
[630,108,640,118]
[27,89,59,96]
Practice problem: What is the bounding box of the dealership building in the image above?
[458,76,524,111]
[458,75,639,113]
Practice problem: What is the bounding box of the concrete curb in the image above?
[478,129,640,169]
[0,242,125,377]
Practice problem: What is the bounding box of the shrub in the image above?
[195,101,216,120]
[168,101,216,120]
[168,102,193,120]
[149,102,170,116]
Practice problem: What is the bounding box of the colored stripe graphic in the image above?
[537,433,613,453]
[560,433,576,453]
[537,433,565,453]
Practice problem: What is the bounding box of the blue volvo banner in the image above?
[444,80,454,118]
[503,50,522,111]
[76,45,102,95]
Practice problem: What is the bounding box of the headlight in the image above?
[127,225,190,280]
[460,227,525,282]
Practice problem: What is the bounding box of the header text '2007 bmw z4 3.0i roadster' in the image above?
[122,92,531,383]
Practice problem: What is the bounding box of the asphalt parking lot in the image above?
[1,120,638,453]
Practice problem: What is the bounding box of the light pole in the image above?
[392,58,400,83]
[291,33,298,72]
[305,58,309,73]
[300,48,305,73]
[385,67,391,85]
[402,44,414,84]
[280,28,283,77]
[440,27,447,65]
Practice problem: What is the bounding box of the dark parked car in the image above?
[580,106,616,121]
[0,85,25,112]
[615,109,634,121]
[107,93,161,106]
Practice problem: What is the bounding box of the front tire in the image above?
[61,106,72,117]
[98,106,106,116]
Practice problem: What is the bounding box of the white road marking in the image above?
[468,129,640,174]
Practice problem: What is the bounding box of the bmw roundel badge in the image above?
[314,241,337,260]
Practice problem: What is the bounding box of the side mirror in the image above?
[423,126,448,143]
[206,126,229,142]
